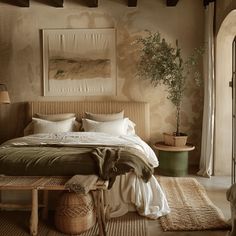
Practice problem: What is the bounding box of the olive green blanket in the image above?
[0,144,153,188]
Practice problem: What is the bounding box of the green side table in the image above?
[153,141,195,177]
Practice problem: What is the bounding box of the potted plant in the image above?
[136,31,203,146]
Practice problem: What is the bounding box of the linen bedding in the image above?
[0,132,170,219]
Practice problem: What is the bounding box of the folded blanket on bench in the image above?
[65,174,98,194]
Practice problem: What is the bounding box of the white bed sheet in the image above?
[107,173,170,219]
[5,132,170,219]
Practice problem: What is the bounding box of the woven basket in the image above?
[54,192,96,234]
[163,132,188,147]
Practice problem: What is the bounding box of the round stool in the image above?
[54,192,96,234]
[153,142,195,176]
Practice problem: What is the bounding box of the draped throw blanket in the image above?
[92,147,154,188]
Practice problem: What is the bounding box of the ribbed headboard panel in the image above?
[28,101,150,142]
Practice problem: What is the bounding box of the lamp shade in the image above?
[0,84,10,104]
[0,91,10,104]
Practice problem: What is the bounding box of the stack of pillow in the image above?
[82,110,136,136]
[24,111,136,136]
[24,113,79,135]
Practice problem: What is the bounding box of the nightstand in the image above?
[153,141,195,177]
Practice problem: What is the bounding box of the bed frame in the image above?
[0,101,150,236]
[27,100,150,142]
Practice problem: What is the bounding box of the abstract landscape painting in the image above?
[50,58,111,80]
[43,29,116,96]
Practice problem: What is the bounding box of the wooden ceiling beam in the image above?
[10,0,139,7]
[166,0,179,7]
[50,0,63,7]
[88,0,98,7]
[16,0,29,7]
[128,0,137,7]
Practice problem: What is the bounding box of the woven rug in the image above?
[158,176,231,231]
[0,211,147,236]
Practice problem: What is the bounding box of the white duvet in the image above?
[6,132,170,219]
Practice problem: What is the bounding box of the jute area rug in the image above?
[0,211,147,236]
[158,176,230,231]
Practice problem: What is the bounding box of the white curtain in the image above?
[197,2,215,177]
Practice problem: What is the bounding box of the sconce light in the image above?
[0,84,10,104]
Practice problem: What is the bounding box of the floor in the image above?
[147,174,231,236]
[0,174,232,236]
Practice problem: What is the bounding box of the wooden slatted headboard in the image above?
[28,101,150,142]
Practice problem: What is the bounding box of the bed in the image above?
[0,101,170,221]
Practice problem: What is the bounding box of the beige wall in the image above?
[0,0,204,166]
[216,0,236,34]
[214,1,236,175]
[215,9,236,175]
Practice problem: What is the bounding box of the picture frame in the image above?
[42,28,116,96]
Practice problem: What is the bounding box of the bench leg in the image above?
[42,190,48,220]
[97,190,107,236]
[30,189,38,236]
[103,189,110,220]
[100,190,106,230]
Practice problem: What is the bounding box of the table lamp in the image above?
[0,84,10,104]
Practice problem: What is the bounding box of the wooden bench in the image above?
[0,176,108,236]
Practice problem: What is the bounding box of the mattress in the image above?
[0,132,153,183]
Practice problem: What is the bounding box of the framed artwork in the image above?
[42,28,116,96]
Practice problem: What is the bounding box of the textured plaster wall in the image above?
[214,9,236,175]
[214,0,236,175]
[0,0,204,166]
[216,0,236,34]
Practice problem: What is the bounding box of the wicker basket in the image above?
[54,192,96,235]
[163,132,188,147]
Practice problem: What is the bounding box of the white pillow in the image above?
[126,119,136,135]
[23,122,34,136]
[32,117,77,134]
[82,118,130,136]
[34,113,76,121]
[85,110,124,122]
